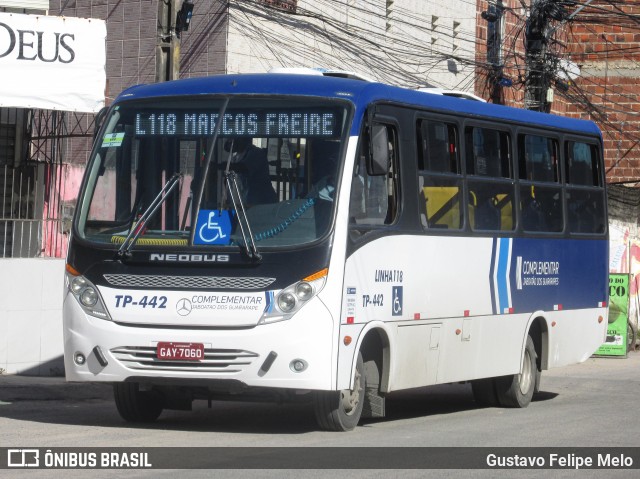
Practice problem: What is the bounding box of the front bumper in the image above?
[63,292,336,391]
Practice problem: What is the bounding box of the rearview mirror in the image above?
[369,124,389,176]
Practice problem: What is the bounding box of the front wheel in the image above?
[314,353,365,431]
[496,335,537,408]
[113,383,164,423]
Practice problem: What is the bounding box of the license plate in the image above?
[156,342,205,361]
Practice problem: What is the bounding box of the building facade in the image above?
[475,0,640,185]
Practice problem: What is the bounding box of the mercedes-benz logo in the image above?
[176,298,192,316]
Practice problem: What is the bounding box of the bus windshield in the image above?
[77,97,349,251]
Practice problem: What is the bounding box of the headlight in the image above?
[259,269,328,325]
[295,282,313,301]
[71,276,88,294]
[66,269,111,320]
[277,292,296,312]
[80,288,99,307]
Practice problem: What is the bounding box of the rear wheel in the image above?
[113,383,164,423]
[496,335,537,408]
[314,353,365,431]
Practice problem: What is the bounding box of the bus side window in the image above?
[465,127,514,232]
[519,135,559,183]
[417,119,462,230]
[566,141,605,234]
[468,180,515,231]
[518,134,563,233]
[466,127,511,178]
[469,189,500,230]
[349,154,382,222]
[420,177,462,229]
[349,122,399,226]
[520,186,546,231]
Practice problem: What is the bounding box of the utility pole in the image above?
[485,0,505,104]
[524,0,569,112]
[524,0,549,111]
[156,0,183,82]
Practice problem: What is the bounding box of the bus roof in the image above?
[116,73,602,138]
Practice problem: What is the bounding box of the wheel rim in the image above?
[519,348,533,395]
[340,365,362,415]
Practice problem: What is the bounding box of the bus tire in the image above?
[113,383,164,423]
[471,378,499,407]
[496,335,537,408]
[314,352,365,431]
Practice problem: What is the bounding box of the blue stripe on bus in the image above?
[264,291,274,314]
[489,238,498,315]
[497,237,511,314]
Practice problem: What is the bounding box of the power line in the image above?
[228,0,485,90]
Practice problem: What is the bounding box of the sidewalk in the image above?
[0,375,111,402]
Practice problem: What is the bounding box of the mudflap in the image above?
[361,358,385,419]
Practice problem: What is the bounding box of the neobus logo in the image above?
[149,253,230,263]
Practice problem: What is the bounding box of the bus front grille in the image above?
[103,274,275,290]
[110,346,259,373]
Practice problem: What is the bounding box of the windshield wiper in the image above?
[117,172,183,259]
[225,170,262,262]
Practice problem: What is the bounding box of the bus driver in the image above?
[228,137,278,205]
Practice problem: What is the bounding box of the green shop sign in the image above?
[595,274,629,357]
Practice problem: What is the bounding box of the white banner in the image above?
[0,1,49,10]
[0,13,106,112]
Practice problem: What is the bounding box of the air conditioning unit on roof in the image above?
[268,67,374,82]
[418,87,487,102]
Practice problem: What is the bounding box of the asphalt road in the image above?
[1,352,639,478]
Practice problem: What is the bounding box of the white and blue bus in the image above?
[64,72,608,431]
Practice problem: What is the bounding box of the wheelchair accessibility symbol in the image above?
[392,286,403,316]
[194,210,232,245]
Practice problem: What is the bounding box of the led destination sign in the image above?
[134,110,339,138]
